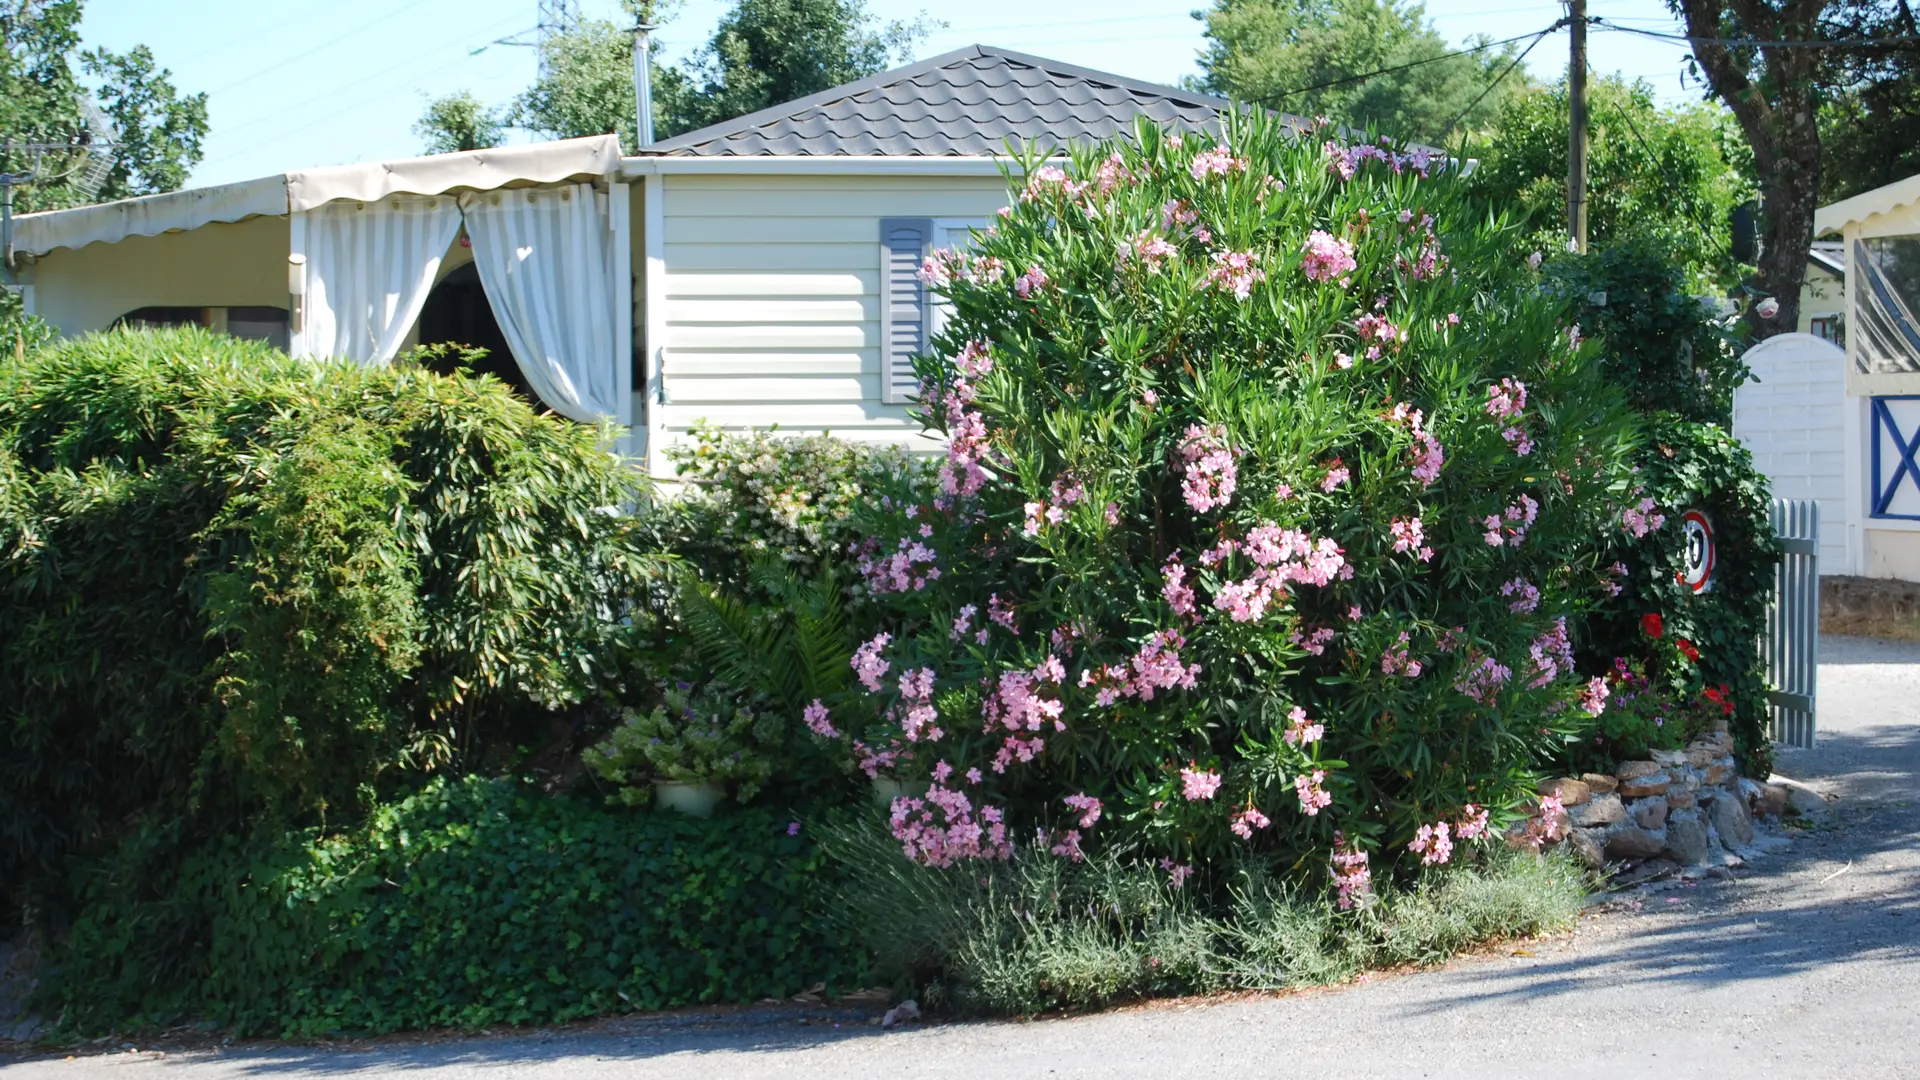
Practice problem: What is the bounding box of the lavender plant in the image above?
[813,112,1643,896]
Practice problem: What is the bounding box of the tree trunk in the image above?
[1676,0,1829,338]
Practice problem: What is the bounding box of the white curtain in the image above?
[460,183,622,423]
[291,196,462,364]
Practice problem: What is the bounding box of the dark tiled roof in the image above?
[640,45,1244,157]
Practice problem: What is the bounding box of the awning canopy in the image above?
[1816,173,1920,236]
[12,135,622,257]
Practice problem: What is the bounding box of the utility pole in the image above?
[633,21,658,148]
[1566,0,1589,252]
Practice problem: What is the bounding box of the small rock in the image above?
[1566,827,1608,870]
[1769,775,1838,821]
[1606,825,1667,860]
[1650,749,1689,768]
[1613,856,1678,885]
[1753,784,1788,819]
[1615,760,1664,781]
[1629,797,1669,830]
[1685,743,1720,768]
[1667,789,1697,811]
[1618,775,1672,798]
[1569,792,1625,828]
[1539,777,1592,806]
[1704,763,1735,785]
[1580,772,1618,795]
[1706,789,1755,846]
[881,999,922,1029]
[1664,814,1710,865]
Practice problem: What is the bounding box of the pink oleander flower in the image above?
[1206,249,1265,300]
[1301,229,1357,283]
[1331,835,1371,909]
[1621,497,1666,538]
[988,593,1018,632]
[1162,559,1197,617]
[1389,516,1425,555]
[1501,576,1541,614]
[1063,792,1103,829]
[1282,704,1323,746]
[1294,769,1331,815]
[1321,461,1349,492]
[852,633,892,692]
[1580,675,1611,716]
[951,603,978,642]
[1455,804,1490,840]
[803,699,838,738]
[1014,264,1050,300]
[1141,389,1159,406]
[1159,859,1194,888]
[1484,377,1528,420]
[1049,828,1086,862]
[1159,197,1210,243]
[891,785,1013,867]
[1178,424,1239,513]
[1189,144,1248,180]
[1290,625,1337,655]
[1408,820,1454,866]
[1181,766,1223,801]
[1409,430,1445,486]
[1527,617,1574,688]
[1380,631,1422,678]
[1455,655,1512,705]
[1231,804,1271,839]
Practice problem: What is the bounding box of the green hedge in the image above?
[46,777,866,1036]
[0,328,660,915]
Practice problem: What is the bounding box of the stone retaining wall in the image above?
[1538,722,1778,876]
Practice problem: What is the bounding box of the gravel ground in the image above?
[6,634,1917,1079]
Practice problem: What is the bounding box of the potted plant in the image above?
[583,683,778,817]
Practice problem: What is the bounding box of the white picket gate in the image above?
[1765,499,1820,748]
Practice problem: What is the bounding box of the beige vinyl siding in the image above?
[655,173,1009,465]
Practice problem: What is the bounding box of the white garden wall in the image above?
[1734,333,1856,575]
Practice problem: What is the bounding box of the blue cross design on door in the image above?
[1871,396,1920,520]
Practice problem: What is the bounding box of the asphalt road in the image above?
[6,634,1918,1079]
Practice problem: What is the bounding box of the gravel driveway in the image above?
[7,635,1917,1079]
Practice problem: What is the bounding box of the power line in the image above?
[202,0,444,98]
[1584,59,1736,267]
[195,11,532,171]
[1595,18,1920,49]
[1260,21,1568,108]
[1439,23,1559,139]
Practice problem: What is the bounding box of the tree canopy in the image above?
[413,91,506,156]
[0,0,208,212]
[421,0,930,154]
[1814,0,1920,203]
[1466,77,1756,293]
[1194,0,1533,144]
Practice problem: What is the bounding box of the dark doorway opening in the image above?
[415,263,539,405]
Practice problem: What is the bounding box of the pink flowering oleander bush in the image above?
[815,113,1641,898]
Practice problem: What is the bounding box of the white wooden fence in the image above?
[1765,498,1820,749]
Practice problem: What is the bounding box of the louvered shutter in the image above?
[879,217,934,404]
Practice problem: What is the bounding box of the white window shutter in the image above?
[879,217,934,404]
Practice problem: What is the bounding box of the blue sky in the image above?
[79,0,1701,189]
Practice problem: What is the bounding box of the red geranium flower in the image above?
[1640,613,1664,639]
[1676,638,1700,662]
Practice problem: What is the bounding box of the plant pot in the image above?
[654,780,722,818]
[871,777,915,806]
